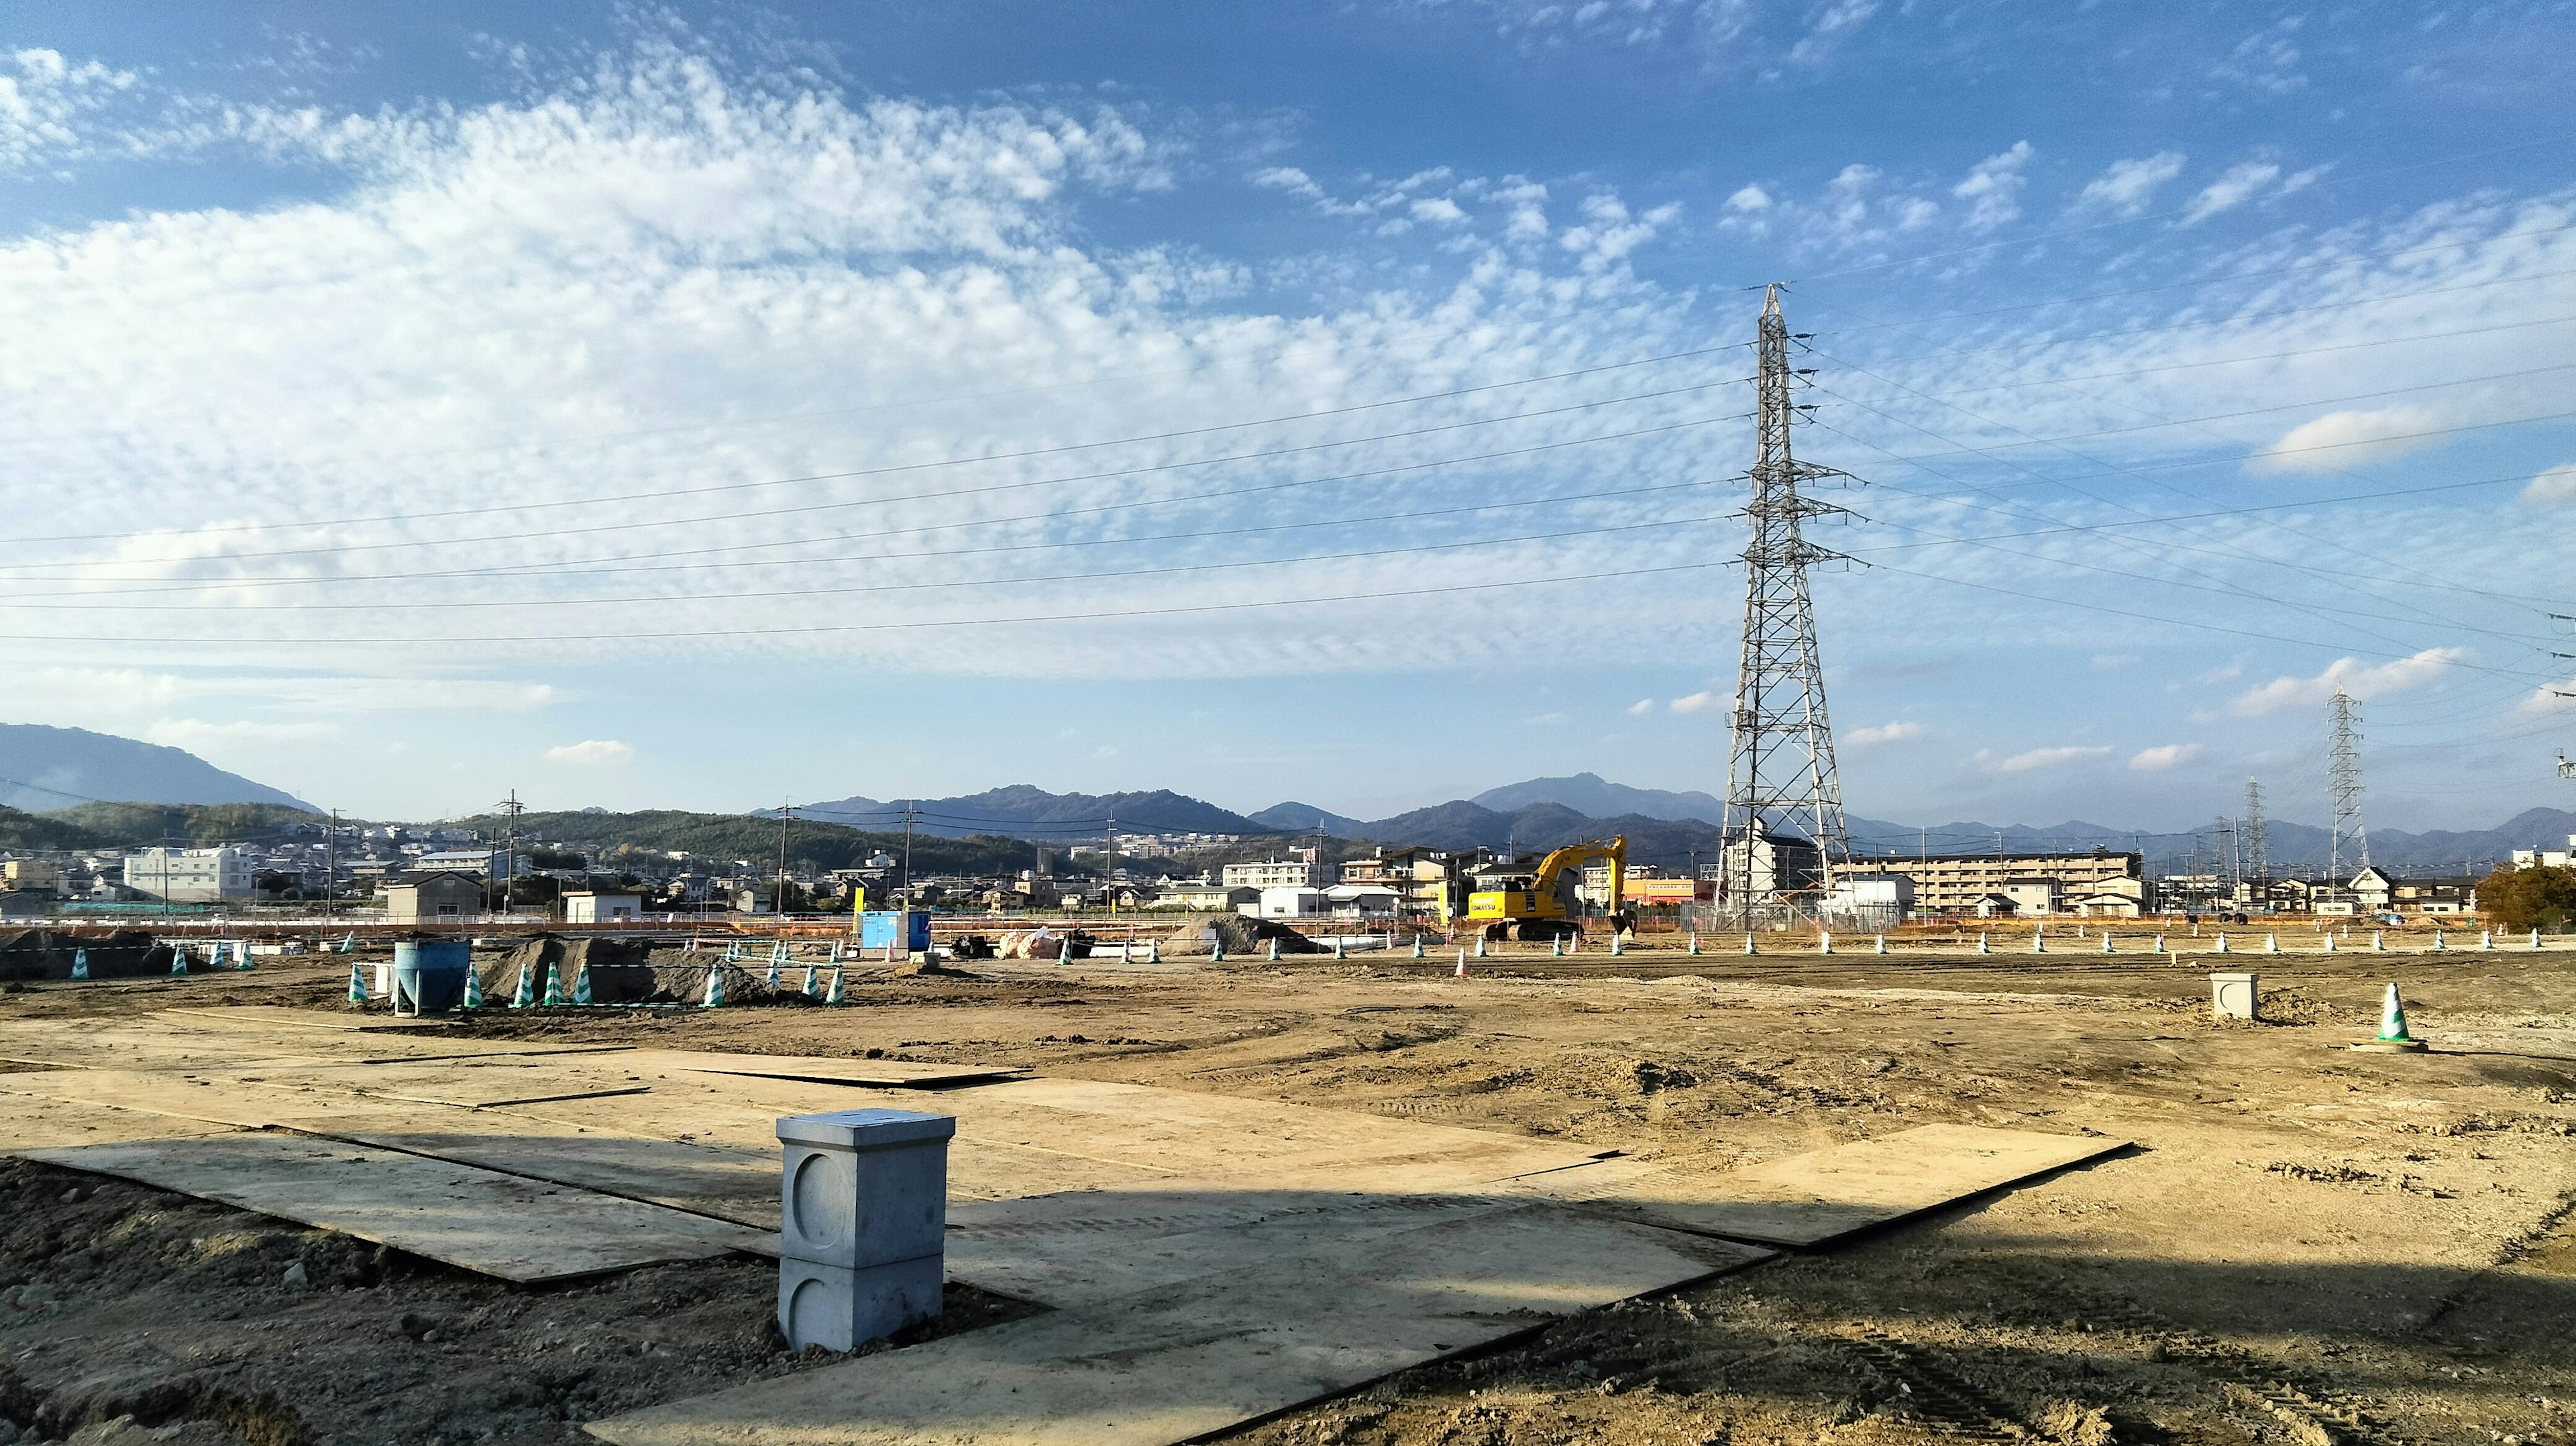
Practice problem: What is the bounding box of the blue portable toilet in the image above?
[859,911,931,952]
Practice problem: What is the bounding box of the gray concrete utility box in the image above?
[775,1107,956,1351]
[2209,970,2259,1021]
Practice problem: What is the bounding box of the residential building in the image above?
[1324,884,1401,920]
[1715,823,1825,903]
[561,890,643,923]
[122,846,255,903]
[1252,886,1326,918]
[418,848,514,877]
[1823,872,1914,923]
[384,871,482,924]
[1224,852,1330,890]
[2349,866,2395,915]
[1,861,62,893]
[1155,881,1260,911]
[2507,835,2576,869]
[1836,849,2141,917]
[2392,876,2477,915]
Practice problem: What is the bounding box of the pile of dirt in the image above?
[1201,915,1324,955]
[0,931,171,983]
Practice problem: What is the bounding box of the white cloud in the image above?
[1668,691,1721,716]
[2523,462,2576,506]
[1556,191,1680,271]
[1725,184,1771,213]
[2218,648,2464,718]
[146,718,337,747]
[1523,711,1566,726]
[2183,160,2282,223]
[545,739,635,765]
[1409,196,1466,224]
[2073,152,2185,218]
[1625,698,1655,716]
[2127,743,2201,771]
[0,48,140,173]
[1950,141,2033,232]
[1788,0,1880,64]
[2246,404,2447,474]
[1988,745,2112,773]
[1845,720,1921,747]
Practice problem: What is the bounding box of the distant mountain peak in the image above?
[0,724,315,813]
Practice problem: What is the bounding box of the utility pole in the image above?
[902,801,918,900]
[2243,779,2268,888]
[2213,816,2238,893]
[323,809,337,920]
[494,790,525,917]
[776,799,794,917]
[2328,687,2368,881]
[1719,284,1856,924]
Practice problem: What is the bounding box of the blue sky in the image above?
[0,1,2571,832]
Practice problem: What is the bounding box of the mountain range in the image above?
[0,724,315,813]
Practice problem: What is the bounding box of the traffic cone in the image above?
[1686,931,1699,956]
[1819,932,1833,955]
[462,968,484,1009]
[1476,935,1488,958]
[170,947,188,977]
[771,940,790,965]
[1268,937,1281,961]
[2264,933,2279,954]
[828,940,843,963]
[345,961,368,1003]
[1410,936,1424,959]
[572,966,592,1007]
[826,966,845,1005]
[2479,930,2493,951]
[1333,936,1346,960]
[1455,949,1468,977]
[1150,938,1162,963]
[764,956,781,990]
[2100,932,2113,953]
[1743,933,1757,955]
[2031,929,2045,954]
[511,962,534,1009]
[702,964,726,1008]
[233,941,255,971]
[1610,933,1624,956]
[2371,931,2385,951]
[70,948,89,981]
[2432,929,2447,952]
[1976,933,1990,954]
[1211,938,1224,962]
[2214,933,2230,954]
[802,964,820,999]
[724,939,743,963]
[2353,982,2428,1052]
[2153,934,2166,953]
[1550,935,1563,957]
[2323,932,2338,952]
[541,962,565,1007]
[339,932,356,954]
[2533,929,2544,950]
[1875,934,1888,954]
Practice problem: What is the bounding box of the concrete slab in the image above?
[588,1202,1770,1446]
[0,1087,241,1152]
[625,1050,1027,1089]
[1540,1123,2129,1247]
[17,1132,773,1282]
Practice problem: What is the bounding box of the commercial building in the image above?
[417,849,515,878]
[1833,849,2142,917]
[122,846,255,903]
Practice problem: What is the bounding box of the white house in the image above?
[1323,884,1401,920]
[1249,886,1326,918]
[121,847,254,903]
[562,890,643,923]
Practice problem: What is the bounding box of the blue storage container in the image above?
[858,911,931,952]
[391,938,472,1015]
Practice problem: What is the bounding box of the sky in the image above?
[0,0,2571,836]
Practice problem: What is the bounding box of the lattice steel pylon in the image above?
[2243,777,2268,885]
[1719,285,1855,920]
[2328,686,2368,881]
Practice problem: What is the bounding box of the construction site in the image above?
[0,280,2565,1446]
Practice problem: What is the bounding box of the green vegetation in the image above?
[438,809,1098,879]
[0,806,113,851]
[2480,864,2576,932]
[40,801,326,846]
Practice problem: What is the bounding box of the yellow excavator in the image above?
[1465,835,1626,940]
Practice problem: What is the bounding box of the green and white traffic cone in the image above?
[2031,929,2045,954]
[825,966,845,1005]
[1743,933,1757,956]
[764,956,781,991]
[802,964,820,999]
[1550,935,1563,957]
[572,965,592,1007]
[170,946,189,977]
[1210,938,1224,962]
[724,940,743,963]
[70,948,89,981]
[1686,932,1699,956]
[2323,932,2337,952]
[1150,938,1162,963]
[2432,929,2447,952]
[1876,934,1889,955]
[2099,931,2113,954]
[1818,932,1833,955]
[510,962,534,1009]
[541,962,565,1007]
[2265,933,2279,954]
[1410,936,1423,960]
[345,961,368,1003]
[1333,936,1346,960]
[2479,930,2493,950]
[1609,932,1624,956]
[2214,933,2230,954]
[1976,932,1990,954]
[1476,934,1488,958]
[234,941,256,971]
[771,940,790,965]
[339,932,356,954]
[462,968,484,1009]
[2371,931,2385,951]
[2533,929,2544,950]
[702,964,726,1008]
[2353,982,2428,1052]
[2153,934,2166,953]
[1268,937,1281,961]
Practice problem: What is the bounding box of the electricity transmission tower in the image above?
[1719,285,1855,920]
[2327,687,2368,881]
[2243,778,2268,887]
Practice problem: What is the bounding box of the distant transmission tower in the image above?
[2243,778,2268,885]
[2327,687,2368,880]
[1719,285,1855,920]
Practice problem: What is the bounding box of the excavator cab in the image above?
[1464,836,1625,941]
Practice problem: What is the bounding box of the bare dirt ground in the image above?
[0,928,2569,1446]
